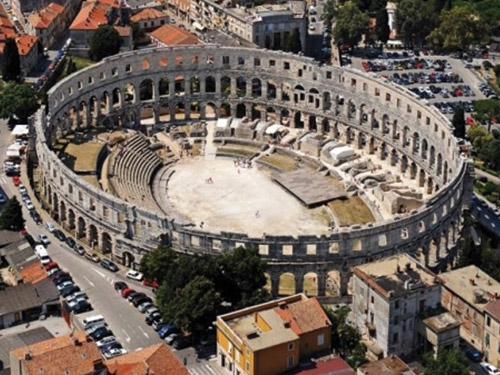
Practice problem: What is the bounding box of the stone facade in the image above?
[30,46,473,298]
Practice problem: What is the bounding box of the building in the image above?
[159,0,189,21]
[352,254,443,359]
[357,355,418,375]
[130,7,168,30]
[440,265,500,351]
[69,0,132,50]
[283,355,355,375]
[9,331,106,375]
[26,2,67,48]
[216,294,331,375]
[15,35,39,76]
[484,299,500,367]
[105,343,190,375]
[150,24,200,46]
[189,0,306,51]
[0,277,59,328]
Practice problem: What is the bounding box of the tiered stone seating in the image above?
[109,134,163,210]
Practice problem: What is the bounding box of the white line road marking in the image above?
[139,326,149,339]
[110,279,115,285]
[122,329,131,342]
[92,269,106,278]
[83,276,95,287]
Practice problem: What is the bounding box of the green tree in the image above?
[494,65,500,80]
[423,349,470,375]
[457,234,481,268]
[159,276,220,337]
[323,306,367,368]
[480,139,500,171]
[375,8,390,44]
[284,28,302,54]
[452,107,466,138]
[64,58,77,76]
[467,124,493,151]
[322,0,336,24]
[427,6,489,51]
[473,99,500,125]
[89,25,122,61]
[395,0,436,49]
[333,1,369,50]
[131,22,145,45]
[1,38,20,82]
[0,196,25,231]
[480,247,500,281]
[0,83,39,123]
[139,245,177,284]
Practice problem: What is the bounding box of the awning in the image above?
[265,124,286,135]
[192,21,206,31]
[8,143,22,152]
[11,125,28,136]
[6,149,20,158]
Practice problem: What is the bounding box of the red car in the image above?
[44,261,58,271]
[12,176,21,186]
[121,287,135,298]
[143,279,159,288]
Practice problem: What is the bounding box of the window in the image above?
[246,361,250,372]
[393,332,398,344]
[269,59,276,67]
[112,67,118,76]
[485,333,490,347]
[395,300,400,309]
[487,316,491,327]
[288,343,294,351]
[284,61,290,70]
[287,356,294,368]
[317,334,324,346]
[246,348,250,356]
[222,56,230,65]
[254,58,260,66]
[371,296,374,304]
[394,316,399,325]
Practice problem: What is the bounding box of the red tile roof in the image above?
[16,35,38,56]
[27,2,64,29]
[283,356,355,375]
[358,356,419,375]
[11,332,103,375]
[18,262,47,284]
[130,8,167,22]
[70,0,119,31]
[150,24,200,46]
[105,343,190,375]
[485,299,500,322]
[274,297,332,335]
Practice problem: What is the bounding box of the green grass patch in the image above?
[71,56,94,70]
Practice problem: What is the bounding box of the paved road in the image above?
[475,168,500,186]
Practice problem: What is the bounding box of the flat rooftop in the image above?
[358,356,417,375]
[354,254,437,298]
[274,168,346,207]
[423,312,461,333]
[440,265,500,313]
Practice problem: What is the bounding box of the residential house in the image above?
[26,2,67,48]
[484,299,500,367]
[216,294,331,375]
[130,7,168,30]
[357,355,418,375]
[440,265,500,351]
[150,24,200,46]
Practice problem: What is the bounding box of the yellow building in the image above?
[485,299,500,367]
[216,294,332,375]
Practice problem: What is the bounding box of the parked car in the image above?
[0,193,6,204]
[172,336,190,350]
[44,261,58,271]
[45,222,56,232]
[145,312,162,325]
[65,236,76,248]
[164,333,181,345]
[114,281,128,292]
[60,285,80,298]
[56,280,74,291]
[30,210,42,224]
[50,270,70,281]
[95,336,116,348]
[480,362,500,375]
[66,291,87,303]
[24,199,34,210]
[85,252,100,263]
[74,245,85,256]
[126,270,143,281]
[153,321,166,331]
[466,348,482,362]
[121,288,135,298]
[12,176,21,186]
[145,306,159,317]
[158,324,178,339]
[103,347,127,359]
[90,327,113,341]
[100,259,118,272]
[39,233,50,246]
[86,322,107,334]
[128,292,143,303]
[100,341,122,354]
[138,301,154,313]
[133,296,152,308]
[53,230,66,242]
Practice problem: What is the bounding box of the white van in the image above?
[35,245,51,265]
[82,315,105,330]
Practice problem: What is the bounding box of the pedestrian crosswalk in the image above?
[188,363,218,375]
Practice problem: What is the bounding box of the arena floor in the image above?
[166,158,332,237]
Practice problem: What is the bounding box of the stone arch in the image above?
[220,102,231,117]
[236,77,246,97]
[419,168,425,187]
[412,132,420,154]
[112,88,121,107]
[309,115,317,131]
[281,82,291,101]
[326,270,340,296]
[400,155,409,173]
[68,209,75,230]
[220,76,231,96]
[437,153,443,176]
[382,114,390,134]
[88,224,98,249]
[174,74,185,95]
[279,272,295,296]
[402,126,410,146]
[190,76,200,94]
[236,103,246,118]
[139,78,154,101]
[100,92,110,115]
[251,78,262,98]
[303,272,318,296]
[280,108,290,126]
[265,106,276,122]
[102,232,112,254]
[205,102,217,118]
[174,102,186,120]
[190,101,200,119]
[60,200,67,222]
[443,161,448,183]
[77,216,86,239]
[421,138,428,160]
[322,118,330,133]
[294,111,304,128]
[323,91,332,110]
[267,80,277,100]
[159,78,169,96]
[430,146,436,168]
[251,104,260,120]
[124,83,135,104]
[205,76,216,93]
[123,251,135,268]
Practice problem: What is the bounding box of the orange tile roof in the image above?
[274,298,331,335]
[18,262,47,284]
[105,343,190,375]
[485,299,500,322]
[28,2,64,29]
[11,332,103,375]
[16,35,38,56]
[130,8,167,22]
[114,25,131,37]
[70,0,119,31]
[150,24,200,46]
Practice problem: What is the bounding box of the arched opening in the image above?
[281,83,291,101]
[251,78,262,98]
[236,103,246,118]
[265,107,276,123]
[123,251,135,268]
[102,232,112,254]
[322,118,330,133]
[326,271,340,296]
[280,109,290,126]
[205,102,216,118]
[112,88,121,107]
[323,91,332,110]
[294,111,304,128]
[437,153,443,176]
[412,132,420,154]
[88,224,98,249]
[124,83,135,104]
[430,146,436,168]
[159,78,169,96]
[421,138,428,160]
[60,200,67,222]
[309,115,317,131]
[100,92,109,115]
[77,217,86,240]
[279,273,295,296]
[139,79,154,101]
[220,76,231,96]
[68,209,75,231]
[303,272,318,296]
[205,76,216,93]
[174,102,186,120]
[174,75,185,95]
[251,104,261,120]
[236,77,246,97]
[267,81,277,100]
[190,102,200,119]
[220,102,231,117]
[190,76,200,95]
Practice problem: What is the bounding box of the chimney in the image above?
[93,359,105,371]
[278,301,287,310]
[24,352,32,361]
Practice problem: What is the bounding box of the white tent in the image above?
[11,125,29,136]
[255,121,269,132]
[330,146,355,160]
[216,118,231,128]
[265,124,287,135]
[6,149,20,158]
[230,118,243,129]
[8,143,22,152]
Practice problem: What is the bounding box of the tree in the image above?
[494,65,500,80]
[473,99,500,125]
[457,234,481,268]
[131,22,145,45]
[395,0,436,49]
[2,38,20,82]
[479,139,500,171]
[323,306,367,368]
[158,276,220,337]
[452,107,466,138]
[322,0,336,24]
[375,8,390,44]
[139,245,177,284]
[0,83,39,123]
[427,6,489,51]
[89,25,122,61]
[333,1,369,50]
[467,124,493,151]
[284,28,302,54]
[64,58,77,76]
[0,196,25,231]
[423,349,470,375]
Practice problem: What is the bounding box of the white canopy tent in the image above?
[265,124,288,135]
[11,125,29,136]
[216,118,231,128]
[330,146,355,161]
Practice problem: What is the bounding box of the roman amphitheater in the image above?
[28,46,473,298]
